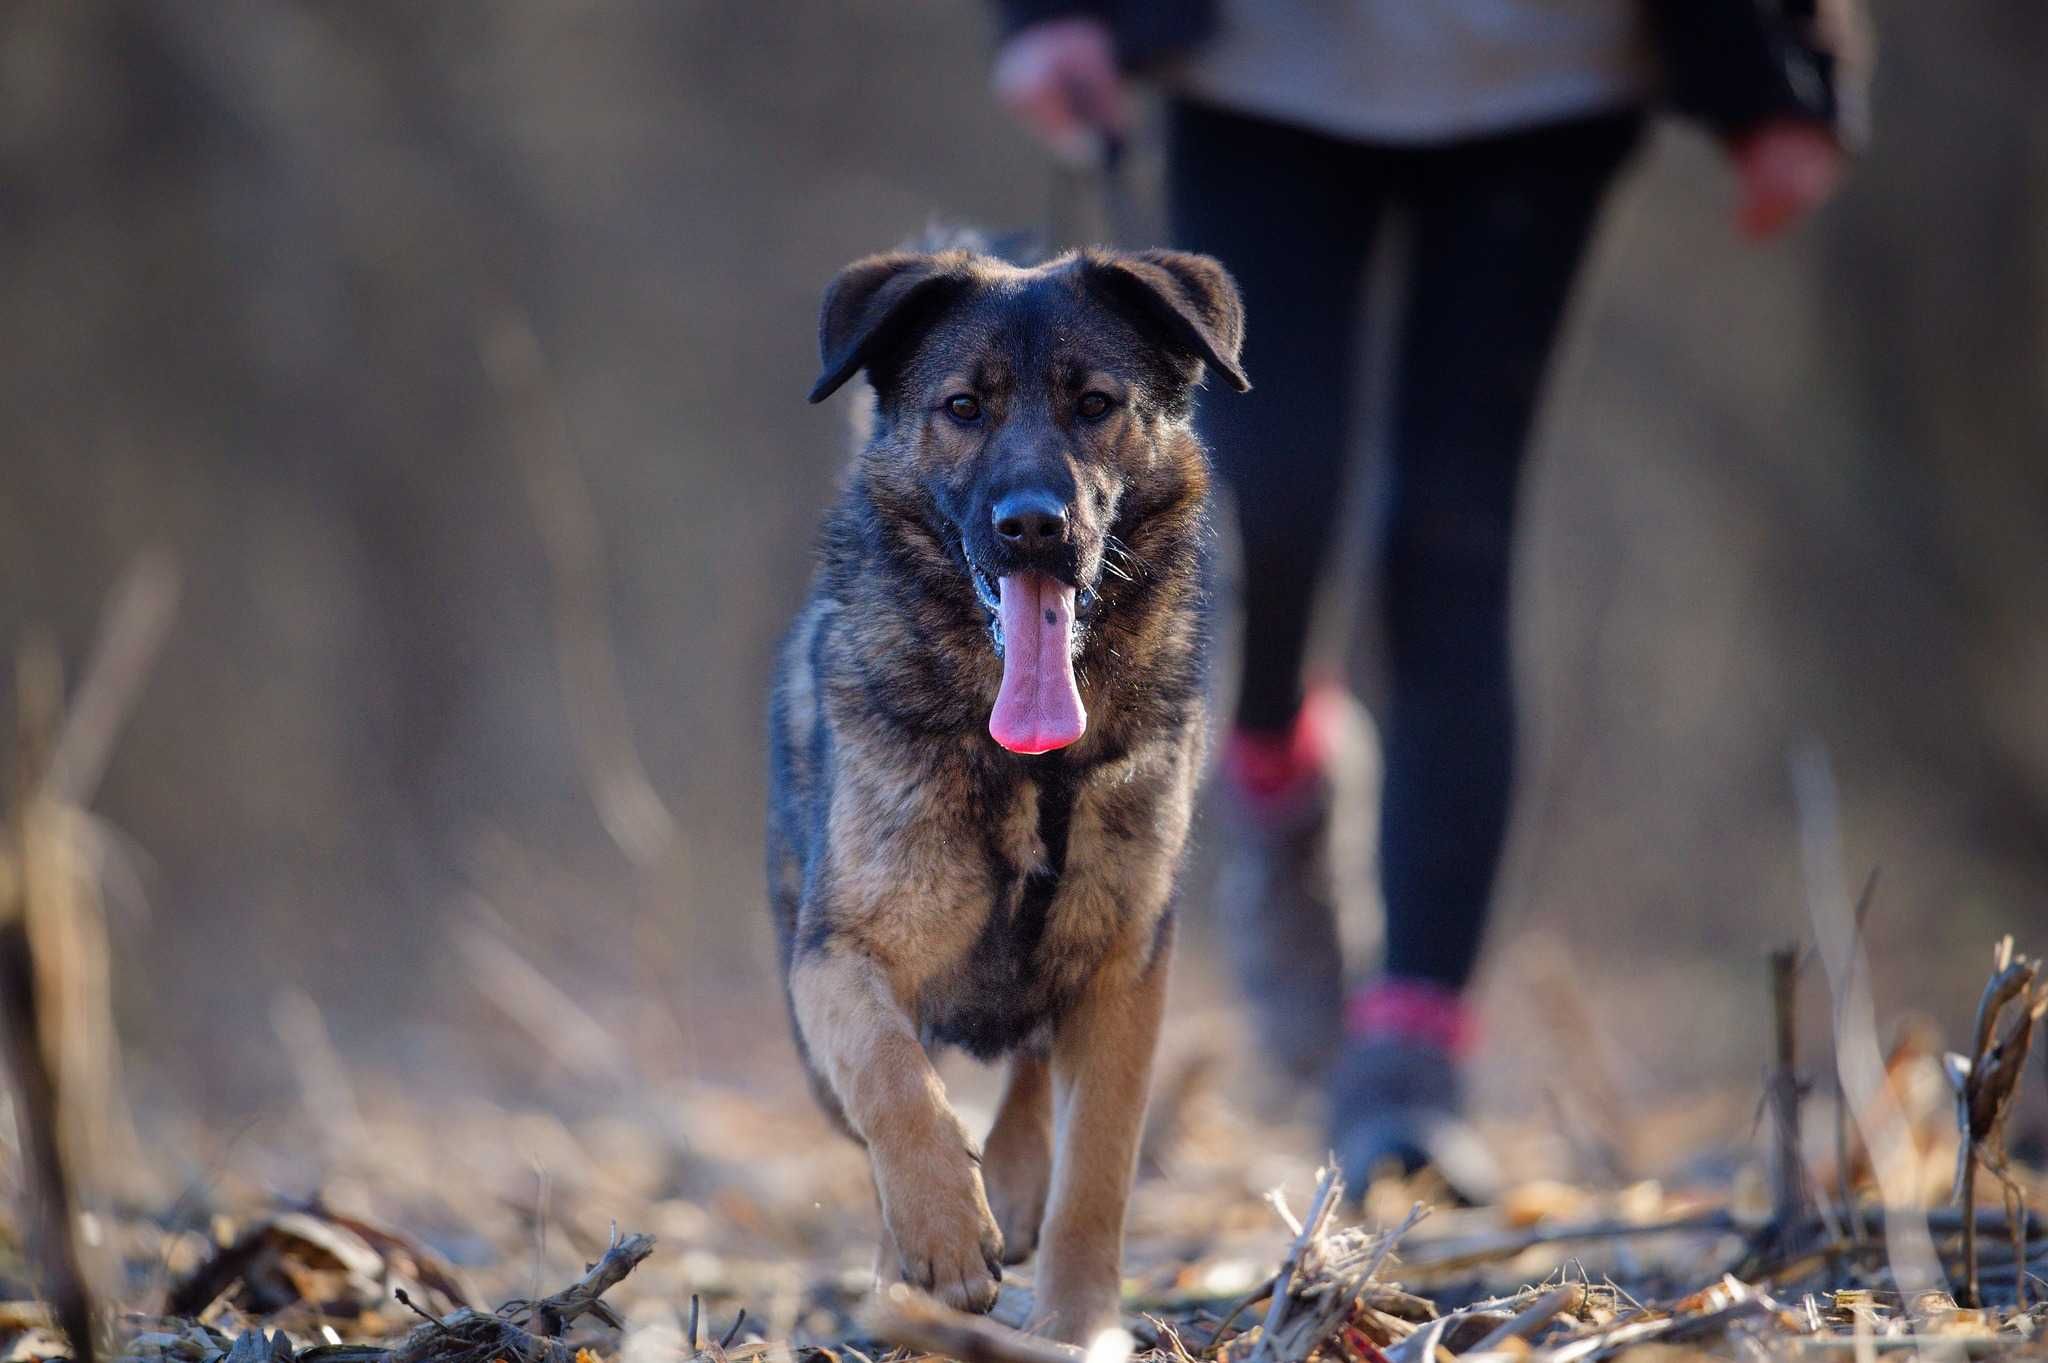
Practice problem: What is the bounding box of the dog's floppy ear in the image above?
[1083,249,1249,393]
[808,251,971,403]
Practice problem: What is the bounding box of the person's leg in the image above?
[1167,99,1381,735]
[1167,99,1383,1081]
[1334,108,1644,1194]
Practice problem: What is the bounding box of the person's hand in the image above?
[1732,119,1847,240]
[991,17,1126,165]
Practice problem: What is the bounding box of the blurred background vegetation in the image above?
[2,2,2045,1155]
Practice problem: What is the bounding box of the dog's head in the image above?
[807,246,1247,755]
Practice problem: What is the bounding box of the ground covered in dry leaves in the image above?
[5,991,2047,1363]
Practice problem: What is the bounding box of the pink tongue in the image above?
[989,572,1086,754]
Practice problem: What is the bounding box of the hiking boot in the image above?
[1213,686,1378,1086]
[1330,979,1500,1206]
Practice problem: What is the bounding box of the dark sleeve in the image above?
[1640,0,1844,138]
[991,0,1216,72]
[993,0,1109,40]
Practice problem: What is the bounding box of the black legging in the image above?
[1169,99,1642,992]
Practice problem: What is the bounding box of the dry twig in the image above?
[864,1284,1086,1363]
[1239,1183,1426,1363]
[1466,1283,1585,1352]
[504,1228,656,1336]
[389,1228,655,1363]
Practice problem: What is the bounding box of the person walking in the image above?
[988,0,1865,1197]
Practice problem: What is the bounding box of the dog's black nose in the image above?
[992,491,1069,547]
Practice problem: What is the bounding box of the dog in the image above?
[767,241,1246,1342]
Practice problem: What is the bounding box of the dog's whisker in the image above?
[1105,534,1151,579]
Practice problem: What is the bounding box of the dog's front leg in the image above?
[1034,944,1169,1343]
[790,947,1003,1312]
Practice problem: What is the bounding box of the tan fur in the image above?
[790,950,1004,1312]
[1038,939,1171,1340]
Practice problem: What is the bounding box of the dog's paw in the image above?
[890,1204,1004,1313]
[877,1149,1004,1314]
[981,1118,1051,1265]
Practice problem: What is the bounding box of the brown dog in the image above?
[767,243,1246,1341]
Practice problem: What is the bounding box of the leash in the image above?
[1045,80,1138,251]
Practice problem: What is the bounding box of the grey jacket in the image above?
[994,0,1866,141]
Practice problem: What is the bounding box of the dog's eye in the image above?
[1077,391,1113,422]
[946,394,982,423]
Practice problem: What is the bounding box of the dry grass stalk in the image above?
[1398,1210,1735,1274]
[1795,744,1949,1304]
[0,758,96,1363]
[1945,936,2046,1309]
[1515,936,1634,1183]
[1833,869,1879,1245]
[481,315,677,869]
[2,553,179,1363]
[1769,946,1818,1256]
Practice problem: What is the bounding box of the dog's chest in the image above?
[918,766,1107,1059]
